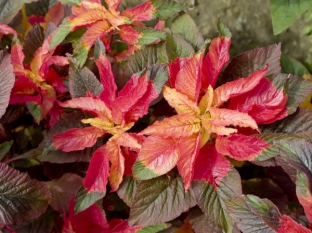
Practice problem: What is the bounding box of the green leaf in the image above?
[57,0,82,5]
[0,140,13,161]
[46,173,83,213]
[136,27,166,45]
[268,73,312,114]
[270,0,312,35]
[0,162,51,225]
[192,169,242,233]
[221,43,281,82]
[281,56,310,77]
[151,0,187,20]
[39,112,103,163]
[117,176,138,207]
[226,195,281,233]
[68,60,103,98]
[49,18,71,49]
[26,102,41,123]
[165,33,195,61]
[137,223,170,233]
[0,0,38,24]
[261,108,312,134]
[147,64,169,94]
[74,186,105,214]
[170,12,204,51]
[129,176,196,226]
[217,18,232,38]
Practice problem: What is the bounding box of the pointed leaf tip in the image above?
[217,18,231,38]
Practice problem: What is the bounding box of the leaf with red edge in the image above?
[94,40,117,108]
[63,197,109,233]
[177,133,201,190]
[0,22,17,36]
[216,134,270,161]
[121,1,156,21]
[296,172,312,223]
[83,144,110,194]
[229,78,288,124]
[52,126,105,152]
[213,65,268,106]
[202,107,258,136]
[193,144,231,188]
[0,163,52,225]
[140,113,201,138]
[11,43,26,76]
[277,215,312,233]
[105,0,121,10]
[202,36,231,89]
[0,50,15,119]
[133,135,180,180]
[175,52,203,102]
[221,43,281,83]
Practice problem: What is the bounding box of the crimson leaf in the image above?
[0,163,51,225]
[129,176,196,226]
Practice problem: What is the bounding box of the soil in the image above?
[122,0,312,62]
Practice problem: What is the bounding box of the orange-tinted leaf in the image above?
[105,0,121,10]
[229,77,288,124]
[121,1,155,21]
[199,85,213,115]
[84,144,110,193]
[59,97,112,121]
[202,36,231,89]
[69,9,106,30]
[193,144,231,188]
[11,43,25,76]
[216,134,270,161]
[177,133,201,190]
[118,25,141,45]
[106,140,124,192]
[202,107,258,136]
[277,215,312,233]
[140,113,201,138]
[113,132,141,149]
[44,2,65,26]
[52,126,105,152]
[213,65,268,106]
[163,86,199,115]
[133,135,180,179]
[175,53,203,102]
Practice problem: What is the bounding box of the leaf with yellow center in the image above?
[199,85,213,115]
[81,118,114,131]
[162,86,199,115]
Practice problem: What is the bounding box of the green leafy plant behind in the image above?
[0,0,311,232]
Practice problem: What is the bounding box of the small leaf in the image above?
[46,173,83,213]
[137,223,170,233]
[0,140,13,161]
[270,0,312,35]
[0,163,51,225]
[193,168,242,233]
[165,33,195,62]
[0,50,15,119]
[129,176,196,226]
[135,27,166,45]
[221,44,281,82]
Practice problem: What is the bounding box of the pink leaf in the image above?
[228,77,288,124]
[177,133,201,190]
[277,215,312,233]
[215,134,270,161]
[52,126,105,152]
[193,144,231,188]
[202,36,231,89]
[10,43,25,76]
[121,1,156,21]
[84,145,110,193]
[105,0,121,10]
[213,65,268,106]
[0,22,17,36]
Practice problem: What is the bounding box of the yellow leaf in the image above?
[199,85,213,115]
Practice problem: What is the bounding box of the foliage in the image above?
[0,0,312,232]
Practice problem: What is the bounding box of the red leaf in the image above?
[121,1,156,21]
[118,25,142,45]
[0,22,17,36]
[228,77,288,124]
[213,65,268,106]
[215,134,270,161]
[52,126,105,152]
[193,144,231,188]
[133,135,180,179]
[277,215,312,233]
[177,133,201,190]
[175,53,203,102]
[202,36,231,89]
[168,57,183,88]
[63,197,109,233]
[83,144,110,193]
[122,148,138,176]
[45,68,67,93]
[59,97,112,121]
[48,102,64,127]
[0,50,15,119]
[9,76,38,104]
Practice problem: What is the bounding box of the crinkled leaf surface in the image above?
[0,162,51,225]
[221,44,281,82]
[0,50,15,119]
[129,176,196,226]
[117,176,138,207]
[23,24,45,64]
[192,169,242,233]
